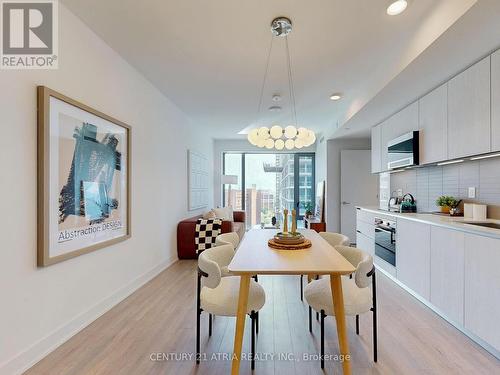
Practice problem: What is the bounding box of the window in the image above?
[223,152,315,228]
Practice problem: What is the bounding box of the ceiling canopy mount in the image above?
[270,17,292,37]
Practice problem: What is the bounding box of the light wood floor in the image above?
[26,260,500,375]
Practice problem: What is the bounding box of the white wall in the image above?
[213,139,315,208]
[0,5,213,374]
[325,138,371,233]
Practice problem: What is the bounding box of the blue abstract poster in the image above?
[37,86,130,266]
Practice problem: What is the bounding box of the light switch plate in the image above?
[468,187,476,199]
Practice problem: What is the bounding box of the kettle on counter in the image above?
[400,193,417,213]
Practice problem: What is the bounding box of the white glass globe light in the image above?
[295,138,304,149]
[297,127,308,140]
[275,139,285,150]
[285,139,295,150]
[284,125,297,139]
[304,130,316,146]
[258,126,270,140]
[270,125,283,139]
[265,138,274,149]
[309,134,316,146]
[248,129,259,145]
[257,138,266,148]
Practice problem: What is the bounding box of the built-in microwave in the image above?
[387,131,419,170]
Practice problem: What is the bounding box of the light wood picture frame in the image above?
[37,86,131,266]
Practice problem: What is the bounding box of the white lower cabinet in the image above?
[464,233,500,352]
[430,226,465,325]
[396,219,431,300]
[356,231,374,256]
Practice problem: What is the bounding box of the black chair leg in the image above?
[196,272,202,364]
[316,311,319,321]
[320,310,325,369]
[254,275,258,282]
[372,271,378,363]
[256,311,259,334]
[251,311,256,370]
[308,306,312,333]
[208,313,212,337]
[300,275,303,301]
[356,315,360,335]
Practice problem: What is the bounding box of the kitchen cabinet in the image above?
[356,231,374,256]
[371,125,382,173]
[380,102,419,171]
[396,218,431,299]
[430,226,464,325]
[448,56,491,159]
[419,84,448,164]
[491,49,500,151]
[464,233,500,352]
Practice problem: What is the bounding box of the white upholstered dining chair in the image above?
[300,232,350,301]
[304,245,377,368]
[196,244,266,370]
[215,232,240,250]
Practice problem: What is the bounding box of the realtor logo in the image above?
[1,0,58,69]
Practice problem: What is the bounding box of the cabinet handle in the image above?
[356,230,361,233]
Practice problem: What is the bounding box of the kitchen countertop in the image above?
[357,206,500,240]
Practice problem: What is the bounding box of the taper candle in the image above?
[283,209,289,233]
[291,209,297,234]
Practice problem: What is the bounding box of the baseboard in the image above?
[0,256,177,375]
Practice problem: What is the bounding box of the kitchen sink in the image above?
[463,222,500,230]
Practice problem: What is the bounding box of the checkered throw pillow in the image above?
[195,218,222,253]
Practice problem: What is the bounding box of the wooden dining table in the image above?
[227,228,356,375]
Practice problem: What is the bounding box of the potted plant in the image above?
[436,195,459,214]
[302,202,314,219]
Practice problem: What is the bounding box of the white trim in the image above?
[0,257,177,375]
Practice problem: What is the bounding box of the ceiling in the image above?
[62,0,476,140]
[337,0,500,139]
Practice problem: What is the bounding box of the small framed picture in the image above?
[37,86,131,266]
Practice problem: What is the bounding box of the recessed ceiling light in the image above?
[272,94,282,102]
[330,93,342,101]
[387,0,408,16]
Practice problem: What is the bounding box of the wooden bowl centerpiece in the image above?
[268,232,311,250]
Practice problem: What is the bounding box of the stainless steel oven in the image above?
[374,218,396,266]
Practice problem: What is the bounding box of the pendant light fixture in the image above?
[247,17,315,150]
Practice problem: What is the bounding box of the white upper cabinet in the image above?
[396,218,431,300]
[491,49,500,151]
[448,56,491,159]
[380,102,419,171]
[419,84,448,164]
[371,125,382,173]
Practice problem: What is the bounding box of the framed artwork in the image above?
[37,86,131,266]
[188,150,209,210]
[314,180,325,222]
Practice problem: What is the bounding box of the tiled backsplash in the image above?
[388,157,500,217]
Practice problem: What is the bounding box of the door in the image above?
[340,150,378,243]
[371,125,382,173]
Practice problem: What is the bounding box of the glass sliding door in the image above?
[295,154,315,221]
[223,152,314,229]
